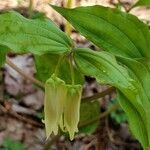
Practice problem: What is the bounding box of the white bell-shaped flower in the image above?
[44,74,67,138]
[64,85,82,140]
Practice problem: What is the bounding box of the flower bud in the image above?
[44,74,67,138]
[64,85,82,140]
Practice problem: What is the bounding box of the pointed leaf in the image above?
[74,48,149,148]
[74,49,145,114]
[0,11,73,55]
[117,56,150,146]
[51,5,150,58]
[117,91,149,149]
[74,48,134,91]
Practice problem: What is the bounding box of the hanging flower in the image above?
[44,74,67,138]
[64,85,82,140]
[44,74,82,140]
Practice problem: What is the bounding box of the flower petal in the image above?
[64,85,82,140]
[44,74,67,138]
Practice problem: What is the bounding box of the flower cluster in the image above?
[44,74,82,140]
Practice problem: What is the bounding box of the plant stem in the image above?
[28,0,34,18]
[54,55,65,76]
[6,57,44,88]
[79,103,120,127]
[69,53,75,85]
[65,0,73,35]
[82,87,115,103]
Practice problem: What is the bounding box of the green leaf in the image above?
[35,54,84,84]
[0,11,73,55]
[117,57,150,102]
[51,5,150,59]
[0,46,9,67]
[117,56,150,146]
[117,92,149,149]
[74,49,145,117]
[51,5,150,148]
[34,54,59,82]
[3,138,26,150]
[74,48,135,91]
[79,100,100,134]
[74,48,149,148]
[74,48,145,118]
[134,0,150,7]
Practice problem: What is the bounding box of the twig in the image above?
[0,103,44,128]
[10,110,44,127]
[82,87,115,103]
[6,57,44,88]
[79,103,120,127]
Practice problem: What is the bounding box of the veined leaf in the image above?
[51,4,150,148]
[35,54,84,84]
[51,5,150,58]
[74,48,135,91]
[117,57,150,102]
[134,0,150,7]
[117,56,150,146]
[0,11,73,55]
[117,92,149,149]
[74,48,145,114]
[74,48,149,148]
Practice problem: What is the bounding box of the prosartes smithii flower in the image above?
[64,84,82,140]
[44,74,67,138]
[44,74,82,140]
